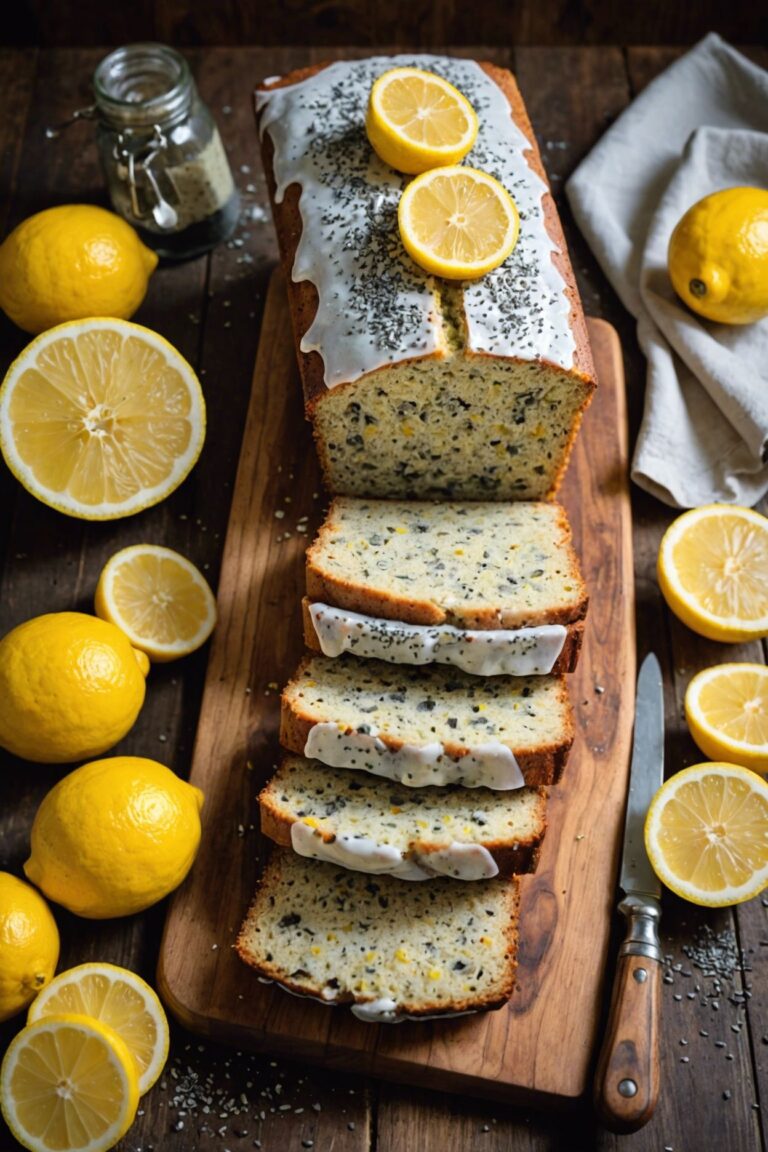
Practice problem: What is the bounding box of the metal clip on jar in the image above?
[91,43,239,259]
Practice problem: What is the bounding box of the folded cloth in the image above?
[566,33,768,508]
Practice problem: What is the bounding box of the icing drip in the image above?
[259,977,478,1023]
[291,820,499,881]
[309,602,567,676]
[304,723,524,789]
[256,55,575,385]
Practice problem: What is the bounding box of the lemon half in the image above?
[28,962,169,1095]
[0,1013,139,1152]
[366,67,478,174]
[0,318,206,520]
[398,165,519,280]
[657,504,768,643]
[95,544,217,662]
[645,762,768,907]
[685,663,768,774]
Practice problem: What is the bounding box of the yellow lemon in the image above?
[668,187,768,325]
[366,67,478,174]
[28,962,169,1094]
[644,762,768,907]
[0,874,59,1023]
[657,504,768,643]
[685,663,768,774]
[398,165,519,280]
[0,1014,139,1152]
[95,544,217,662]
[24,756,204,918]
[0,612,148,763]
[0,204,158,335]
[0,318,206,520]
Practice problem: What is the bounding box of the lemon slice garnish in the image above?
[685,663,768,774]
[1,1013,140,1152]
[27,963,169,1095]
[0,317,205,520]
[366,67,478,174]
[657,504,768,642]
[645,762,768,907]
[95,543,217,662]
[398,165,519,280]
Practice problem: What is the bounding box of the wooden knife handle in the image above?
[594,949,661,1132]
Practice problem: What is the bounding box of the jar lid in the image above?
[94,43,193,128]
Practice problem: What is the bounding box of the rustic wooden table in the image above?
[1,44,766,1152]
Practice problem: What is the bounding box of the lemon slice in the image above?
[657,504,768,642]
[0,318,206,521]
[645,762,768,907]
[0,1013,139,1152]
[685,664,768,774]
[94,544,217,662]
[366,67,478,175]
[27,963,169,1095]
[398,165,519,281]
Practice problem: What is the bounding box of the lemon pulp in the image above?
[0,318,205,520]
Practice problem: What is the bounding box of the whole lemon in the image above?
[0,872,60,1022]
[668,187,768,325]
[0,612,149,763]
[24,756,205,918]
[0,205,158,334]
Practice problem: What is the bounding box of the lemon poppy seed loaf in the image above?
[303,497,587,675]
[236,850,519,1020]
[260,755,548,879]
[256,56,595,500]
[280,654,573,789]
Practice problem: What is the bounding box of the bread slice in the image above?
[256,57,595,501]
[260,755,547,879]
[303,497,587,675]
[280,654,574,788]
[236,850,520,1020]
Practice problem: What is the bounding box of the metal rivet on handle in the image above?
[618,1079,638,1098]
[633,967,648,983]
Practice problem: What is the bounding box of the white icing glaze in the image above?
[309,602,566,676]
[256,56,575,386]
[260,976,478,1023]
[290,820,499,881]
[304,723,524,789]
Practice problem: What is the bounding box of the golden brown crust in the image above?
[305,497,589,628]
[301,597,585,673]
[258,772,548,878]
[256,60,596,420]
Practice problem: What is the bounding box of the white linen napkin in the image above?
[565,34,768,508]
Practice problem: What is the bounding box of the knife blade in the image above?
[594,652,665,1133]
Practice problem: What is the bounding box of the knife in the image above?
[594,651,664,1133]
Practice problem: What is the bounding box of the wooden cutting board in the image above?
[158,269,635,1107]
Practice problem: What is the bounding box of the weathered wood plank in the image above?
[17,2,768,49]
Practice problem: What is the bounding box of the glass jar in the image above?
[92,43,240,260]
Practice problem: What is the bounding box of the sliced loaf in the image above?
[306,498,587,629]
[236,850,519,1020]
[280,654,573,788]
[303,498,587,676]
[260,756,547,879]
